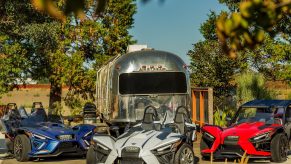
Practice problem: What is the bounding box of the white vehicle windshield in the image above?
[115,95,188,122]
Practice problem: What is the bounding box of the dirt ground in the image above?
[0,87,73,116]
[2,142,291,164]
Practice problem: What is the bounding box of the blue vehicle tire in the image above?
[14,134,31,162]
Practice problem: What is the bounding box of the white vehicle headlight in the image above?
[96,142,110,151]
[153,139,182,152]
[92,137,110,151]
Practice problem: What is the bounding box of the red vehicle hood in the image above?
[201,122,282,155]
[222,122,275,139]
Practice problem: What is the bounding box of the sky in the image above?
[129,0,227,64]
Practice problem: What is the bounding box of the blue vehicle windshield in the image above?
[20,108,47,127]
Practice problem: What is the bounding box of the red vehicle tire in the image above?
[271,133,288,163]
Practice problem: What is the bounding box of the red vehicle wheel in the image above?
[271,133,288,163]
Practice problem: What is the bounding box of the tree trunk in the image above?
[49,80,62,115]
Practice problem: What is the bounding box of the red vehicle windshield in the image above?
[233,107,284,125]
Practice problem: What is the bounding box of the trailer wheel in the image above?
[13,134,31,162]
[271,133,288,163]
[174,144,195,164]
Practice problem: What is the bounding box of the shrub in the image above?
[236,72,274,105]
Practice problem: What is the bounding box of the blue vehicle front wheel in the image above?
[14,134,31,162]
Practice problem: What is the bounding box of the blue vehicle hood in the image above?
[21,122,76,139]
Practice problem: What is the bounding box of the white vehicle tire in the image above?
[174,144,195,164]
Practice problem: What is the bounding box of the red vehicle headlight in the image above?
[250,132,271,143]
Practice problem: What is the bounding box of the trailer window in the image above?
[119,72,187,94]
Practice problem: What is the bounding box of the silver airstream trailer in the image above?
[96,49,191,128]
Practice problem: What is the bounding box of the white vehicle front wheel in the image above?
[174,144,195,164]
[86,146,97,164]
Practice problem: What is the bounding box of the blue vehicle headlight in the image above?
[32,133,48,140]
[84,131,93,138]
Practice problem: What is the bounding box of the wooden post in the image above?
[208,88,213,124]
[210,152,213,164]
[192,90,196,123]
[200,91,204,127]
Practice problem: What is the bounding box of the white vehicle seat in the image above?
[174,112,186,134]
[142,106,161,131]
[174,106,190,134]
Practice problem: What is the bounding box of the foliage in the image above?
[216,0,291,57]
[63,0,137,110]
[0,37,29,95]
[30,0,107,22]
[188,40,245,98]
[248,35,291,84]
[0,0,136,113]
[218,0,240,12]
[50,101,63,115]
[199,11,220,41]
[190,0,290,104]
[214,110,227,127]
[236,72,274,105]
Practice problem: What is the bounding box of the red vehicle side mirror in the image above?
[274,118,283,125]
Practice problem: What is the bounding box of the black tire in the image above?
[5,138,14,153]
[13,134,31,162]
[271,133,288,163]
[86,146,97,164]
[200,139,210,160]
[174,144,195,164]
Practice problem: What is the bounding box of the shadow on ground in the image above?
[2,155,86,164]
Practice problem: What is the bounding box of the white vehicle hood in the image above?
[115,128,182,157]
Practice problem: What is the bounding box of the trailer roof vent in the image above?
[127,45,148,53]
[141,48,154,51]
